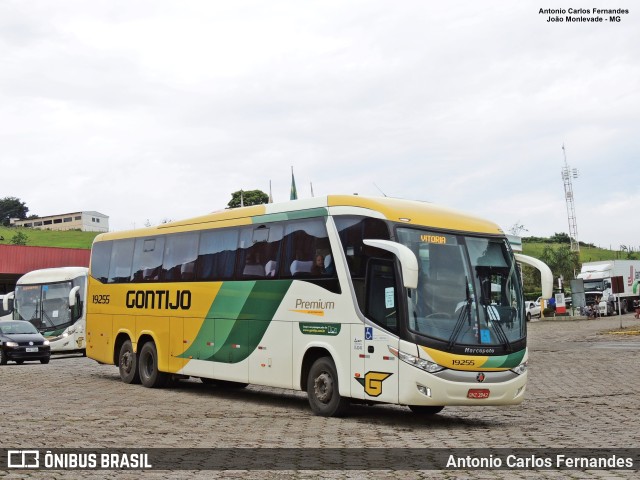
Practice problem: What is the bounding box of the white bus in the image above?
[4,267,88,353]
[87,196,550,416]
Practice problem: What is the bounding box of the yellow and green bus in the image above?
[87,195,546,416]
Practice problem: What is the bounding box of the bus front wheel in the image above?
[139,342,169,388]
[306,357,349,417]
[118,340,140,384]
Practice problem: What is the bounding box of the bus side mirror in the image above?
[362,239,418,289]
[69,286,80,307]
[2,291,14,311]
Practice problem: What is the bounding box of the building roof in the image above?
[0,245,90,274]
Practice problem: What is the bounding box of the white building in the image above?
[12,211,109,233]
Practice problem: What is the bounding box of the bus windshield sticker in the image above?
[385,287,395,308]
[480,329,491,344]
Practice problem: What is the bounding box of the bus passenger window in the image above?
[161,233,199,281]
[237,225,283,279]
[91,241,113,283]
[108,239,135,283]
[282,219,334,279]
[131,237,165,282]
[196,229,239,281]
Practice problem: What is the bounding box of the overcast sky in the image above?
[2,1,638,250]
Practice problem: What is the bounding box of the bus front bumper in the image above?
[398,362,528,407]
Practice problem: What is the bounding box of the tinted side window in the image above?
[161,233,199,281]
[335,216,391,278]
[108,239,135,283]
[131,237,165,282]
[282,219,335,279]
[237,224,283,279]
[91,241,113,283]
[335,216,391,312]
[197,229,239,281]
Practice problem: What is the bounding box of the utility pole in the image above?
[561,144,580,253]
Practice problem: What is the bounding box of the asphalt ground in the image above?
[1,313,639,479]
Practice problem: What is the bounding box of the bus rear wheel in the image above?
[139,342,169,388]
[409,405,444,415]
[306,357,349,417]
[118,339,140,384]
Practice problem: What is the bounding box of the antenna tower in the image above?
[561,144,580,253]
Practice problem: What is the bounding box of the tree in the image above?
[227,190,269,209]
[10,231,29,246]
[0,197,29,226]
[540,244,580,290]
[549,232,571,244]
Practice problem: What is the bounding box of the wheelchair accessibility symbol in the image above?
[365,327,373,341]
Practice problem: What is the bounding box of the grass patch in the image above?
[0,226,98,249]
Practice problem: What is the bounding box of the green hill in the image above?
[522,242,635,263]
[0,226,99,249]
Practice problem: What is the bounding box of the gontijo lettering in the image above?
[126,290,192,310]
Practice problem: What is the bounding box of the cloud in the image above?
[0,1,638,248]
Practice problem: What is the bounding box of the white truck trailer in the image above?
[576,260,640,315]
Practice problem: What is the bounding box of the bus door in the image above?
[362,260,399,404]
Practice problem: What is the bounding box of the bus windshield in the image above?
[397,228,524,348]
[13,282,74,332]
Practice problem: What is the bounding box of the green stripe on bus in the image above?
[481,349,526,369]
[179,280,292,362]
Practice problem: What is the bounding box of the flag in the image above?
[269,180,273,203]
[240,190,244,207]
[290,167,298,200]
[310,182,314,197]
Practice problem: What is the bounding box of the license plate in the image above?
[25,347,39,353]
[467,389,490,399]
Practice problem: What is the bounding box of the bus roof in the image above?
[17,267,89,285]
[95,195,503,242]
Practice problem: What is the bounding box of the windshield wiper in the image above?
[485,306,513,352]
[447,277,472,351]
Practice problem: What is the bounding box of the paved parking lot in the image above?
[1,314,639,479]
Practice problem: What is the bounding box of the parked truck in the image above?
[576,260,640,315]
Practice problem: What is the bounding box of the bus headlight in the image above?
[510,361,528,375]
[388,346,445,373]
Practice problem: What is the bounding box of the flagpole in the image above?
[290,167,298,200]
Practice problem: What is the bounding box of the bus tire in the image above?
[138,341,168,388]
[118,339,140,384]
[409,405,444,415]
[306,357,349,417]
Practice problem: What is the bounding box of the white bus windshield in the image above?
[14,282,75,332]
[397,228,524,348]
